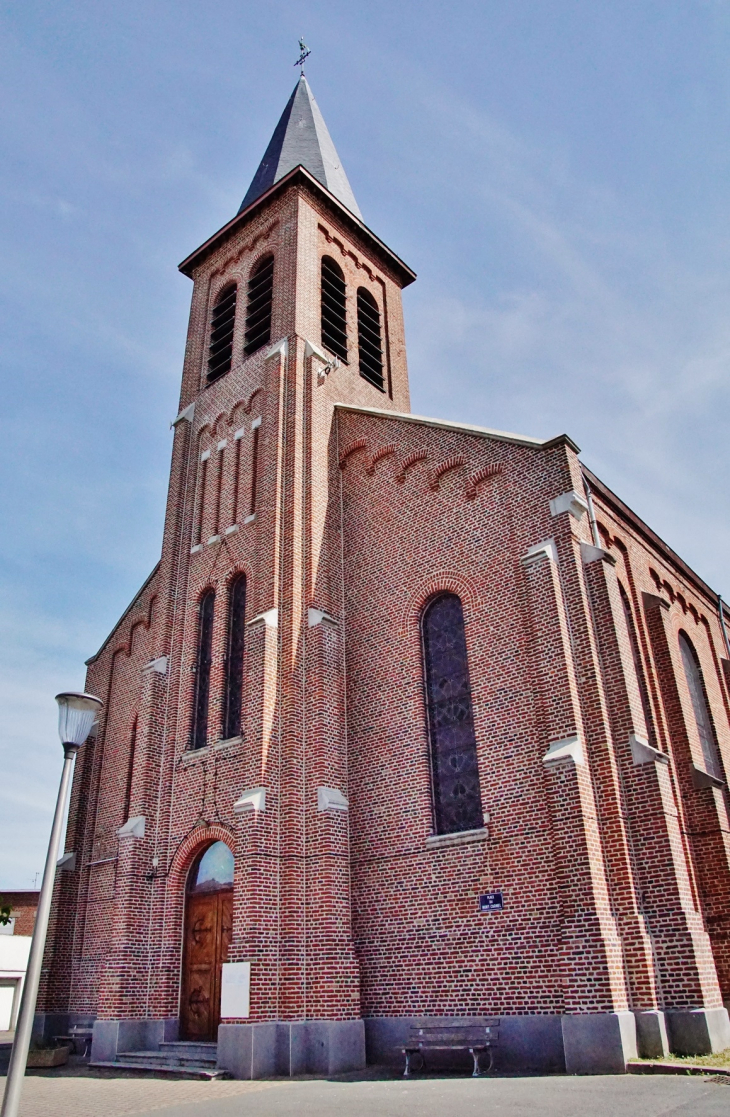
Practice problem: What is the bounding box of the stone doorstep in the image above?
[90,1059,230,1080]
[628,1059,730,1078]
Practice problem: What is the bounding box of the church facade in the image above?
[38,77,730,1077]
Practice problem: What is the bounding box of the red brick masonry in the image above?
[39,163,730,1075]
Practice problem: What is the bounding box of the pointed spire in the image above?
[239,76,362,219]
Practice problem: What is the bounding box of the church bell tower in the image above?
[63,74,416,1074]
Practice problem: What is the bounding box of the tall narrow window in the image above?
[194,451,210,546]
[192,590,215,749]
[244,256,274,356]
[421,593,484,835]
[619,583,657,748]
[249,423,260,517]
[679,632,722,779]
[123,717,137,821]
[357,287,384,391]
[321,256,348,362]
[208,284,237,383]
[224,576,247,740]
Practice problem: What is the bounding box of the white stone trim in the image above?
[207,534,221,546]
[142,655,168,676]
[542,735,584,766]
[117,816,145,839]
[522,538,558,565]
[426,827,488,850]
[308,607,337,627]
[317,787,349,812]
[56,851,76,871]
[217,439,228,451]
[304,339,328,362]
[630,734,669,766]
[233,787,267,813]
[190,543,203,554]
[200,449,211,461]
[247,608,278,628]
[234,427,245,440]
[266,338,288,360]
[580,542,616,566]
[251,416,262,430]
[225,524,239,535]
[244,513,256,524]
[171,402,195,428]
[550,491,589,520]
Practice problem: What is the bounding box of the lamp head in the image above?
[55,692,103,752]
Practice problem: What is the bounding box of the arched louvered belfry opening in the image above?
[421,592,484,835]
[618,583,658,749]
[191,589,215,749]
[678,631,722,779]
[224,574,246,740]
[321,255,348,362]
[207,284,237,383]
[244,255,274,355]
[357,287,384,391]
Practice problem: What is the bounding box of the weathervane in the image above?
[294,38,311,74]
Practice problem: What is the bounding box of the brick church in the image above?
[39,75,730,1077]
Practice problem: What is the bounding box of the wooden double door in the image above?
[180,888,232,1041]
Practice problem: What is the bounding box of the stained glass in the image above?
[619,584,657,749]
[192,590,215,750]
[224,576,246,739]
[679,632,722,779]
[422,593,484,834]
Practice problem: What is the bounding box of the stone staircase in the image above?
[91,1039,228,1079]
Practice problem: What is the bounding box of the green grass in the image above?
[641,1048,730,1070]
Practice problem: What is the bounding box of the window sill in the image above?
[181,736,242,764]
[426,827,488,850]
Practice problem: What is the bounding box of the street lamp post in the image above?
[0,692,103,1117]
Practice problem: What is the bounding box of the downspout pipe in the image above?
[718,594,730,661]
[583,475,601,549]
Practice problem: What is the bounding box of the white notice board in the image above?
[220,961,251,1019]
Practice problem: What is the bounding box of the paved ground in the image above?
[2,1066,729,1117]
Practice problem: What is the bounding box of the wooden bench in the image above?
[403,1021,499,1077]
[54,1026,93,1058]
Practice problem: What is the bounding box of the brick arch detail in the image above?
[465,462,503,500]
[365,445,398,475]
[429,456,467,491]
[339,439,368,469]
[398,572,483,639]
[167,824,236,893]
[395,450,428,482]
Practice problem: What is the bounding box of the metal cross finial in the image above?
[295,38,311,74]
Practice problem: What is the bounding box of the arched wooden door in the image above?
[180,841,234,1041]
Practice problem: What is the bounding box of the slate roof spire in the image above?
[239,76,362,219]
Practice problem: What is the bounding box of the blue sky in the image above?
[2,1,730,886]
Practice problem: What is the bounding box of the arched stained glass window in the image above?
[321,256,348,362]
[244,256,274,355]
[421,593,484,835]
[224,575,246,740]
[207,284,237,383]
[357,287,384,391]
[679,632,722,779]
[191,590,215,750]
[188,841,234,893]
[619,583,657,749]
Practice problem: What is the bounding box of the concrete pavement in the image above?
[2,1067,729,1117]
